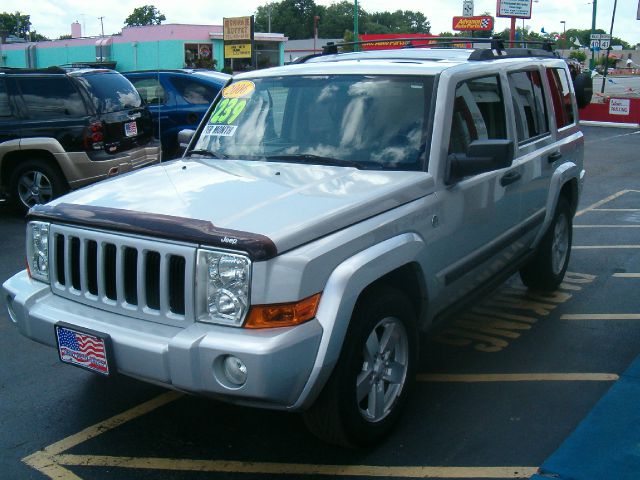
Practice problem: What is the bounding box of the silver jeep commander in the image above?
[3,39,590,447]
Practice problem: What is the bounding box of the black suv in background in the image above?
[0,67,159,213]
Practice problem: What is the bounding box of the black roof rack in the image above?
[317,36,557,62]
[0,66,68,74]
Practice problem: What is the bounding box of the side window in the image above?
[0,79,12,117]
[508,70,549,143]
[131,78,166,105]
[169,77,219,104]
[546,68,575,129]
[17,77,87,119]
[449,75,507,155]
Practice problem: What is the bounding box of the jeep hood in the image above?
[44,158,434,256]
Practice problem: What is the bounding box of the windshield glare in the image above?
[193,74,434,170]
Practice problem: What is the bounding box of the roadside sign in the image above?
[453,16,494,31]
[497,0,533,19]
[590,34,611,50]
[463,0,474,17]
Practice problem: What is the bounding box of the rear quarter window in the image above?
[76,72,142,113]
[17,76,87,119]
[546,68,575,129]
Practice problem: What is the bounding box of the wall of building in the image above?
[0,24,284,71]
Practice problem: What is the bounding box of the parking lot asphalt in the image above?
[1,125,640,480]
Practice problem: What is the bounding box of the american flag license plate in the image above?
[55,323,111,376]
[124,121,138,137]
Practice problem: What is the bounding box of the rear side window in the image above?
[130,78,167,105]
[449,75,507,155]
[546,68,575,129]
[0,79,11,117]
[18,77,87,119]
[508,70,549,143]
[77,72,142,113]
[169,77,218,104]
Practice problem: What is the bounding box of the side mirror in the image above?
[447,139,514,184]
[178,129,196,151]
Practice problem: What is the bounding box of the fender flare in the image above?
[291,232,425,410]
[532,161,580,248]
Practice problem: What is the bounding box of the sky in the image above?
[5,0,640,46]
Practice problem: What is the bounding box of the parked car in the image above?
[0,67,159,213]
[4,40,592,447]
[123,69,230,158]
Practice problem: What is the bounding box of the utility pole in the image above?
[589,0,597,70]
[601,0,617,93]
[354,0,359,51]
[98,16,105,62]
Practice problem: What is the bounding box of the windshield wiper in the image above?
[263,154,364,169]
[186,150,228,159]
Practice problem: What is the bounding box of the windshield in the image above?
[77,72,143,113]
[192,74,435,171]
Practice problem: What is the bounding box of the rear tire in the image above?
[520,197,572,291]
[9,159,67,214]
[303,286,417,447]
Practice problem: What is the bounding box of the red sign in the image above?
[452,16,494,31]
[359,34,436,51]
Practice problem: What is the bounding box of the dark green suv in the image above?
[0,67,159,213]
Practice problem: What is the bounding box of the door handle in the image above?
[548,151,563,163]
[500,170,521,187]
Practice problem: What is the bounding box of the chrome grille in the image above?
[49,224,195,326]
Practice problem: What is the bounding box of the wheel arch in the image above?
[291,232,427,410]
[1,149,69,192]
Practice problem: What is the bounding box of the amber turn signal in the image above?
[244,293,322,329]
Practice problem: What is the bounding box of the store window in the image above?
[223,41,280,72]
[184,43,216,69]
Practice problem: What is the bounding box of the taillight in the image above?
[84,121,104,150]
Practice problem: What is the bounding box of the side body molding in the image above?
[291,232,425,410]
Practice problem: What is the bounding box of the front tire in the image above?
[520,197,572,291]
[9,159,67,214]
[303,286,417,447]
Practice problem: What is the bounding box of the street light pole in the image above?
[560,20,566,51]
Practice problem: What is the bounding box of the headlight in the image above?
[196,249,251,326]
[26,221,50,283]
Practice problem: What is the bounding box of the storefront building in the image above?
[0,23,286,72]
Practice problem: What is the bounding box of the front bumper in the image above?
[3,270,322,410]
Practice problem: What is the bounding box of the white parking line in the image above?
[613,273,640,278]
[417,373,619,382]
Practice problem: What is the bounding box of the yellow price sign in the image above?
[225,43,252,59]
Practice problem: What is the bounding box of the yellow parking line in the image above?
[574,225,640,228]
[613,273,640,278]
[573,245,640,249]
[417,373,618,382]
[561,314,640,320]
[591,208,640,212]
[22,391,182,479]
[575,190,635,217]
[54,454,538,478]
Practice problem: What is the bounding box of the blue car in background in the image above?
[124,69,230,158]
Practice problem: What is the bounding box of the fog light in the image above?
[223,355,247,386]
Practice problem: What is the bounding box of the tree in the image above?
[569,50,587,62]
[255,0,321,39]
[124,5,166,27]
[0,11,31,38]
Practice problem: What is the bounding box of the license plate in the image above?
[124,121,138,137]
[55,323,112,376]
